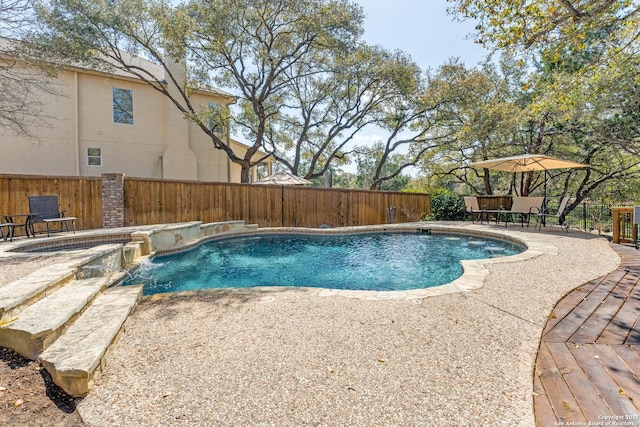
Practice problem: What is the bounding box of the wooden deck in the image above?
[534,244,640,424]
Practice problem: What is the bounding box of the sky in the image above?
[340,0,488,174]
[356,0,488,71]
[233,1,490,174]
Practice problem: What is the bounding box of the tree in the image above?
[33,0,364,182]
[416,58,524,195]
[447,0,638,51]
[286,50,463,192]
[522,26,640,208]
[447,0,640,120]
[353,143,410,191]
[0,0,56,135]
[265,45,423,182]
[414,0,640,207]
[186,0,364,182]
[364,93,451,191]
[412,51,640,210]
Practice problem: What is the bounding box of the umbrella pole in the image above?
[542,170,548,225]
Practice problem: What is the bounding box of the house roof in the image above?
[95,50,237,101]
[0,37,236,101]
[230,138,274,163]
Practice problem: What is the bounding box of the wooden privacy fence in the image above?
[124,178,431,228]
[0,174,431,231]
[476,195,513,211]
[0,174,102,233]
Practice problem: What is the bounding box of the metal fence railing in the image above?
[563,202,616,233]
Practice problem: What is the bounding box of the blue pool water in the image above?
[123,232,524,295]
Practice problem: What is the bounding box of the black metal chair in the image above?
[0,219,14,242]
[28,195,77,237]
[536,196,571,232]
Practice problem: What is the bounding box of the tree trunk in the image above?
[521,171,533,196]
[483,168,493,195]
[240,164,251,183]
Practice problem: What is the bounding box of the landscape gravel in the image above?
[0,254,72,286]
[71,225,620,427]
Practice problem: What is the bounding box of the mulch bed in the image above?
[0,347,84,426]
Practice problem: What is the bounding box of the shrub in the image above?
[429,189,466,220]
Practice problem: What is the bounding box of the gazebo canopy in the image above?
[253,171,312,186]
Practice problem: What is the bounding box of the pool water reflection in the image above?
[123,232,524,295]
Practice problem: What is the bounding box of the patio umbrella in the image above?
[253,171,312,186]
[469,154,589,212]
[469,154,588,173]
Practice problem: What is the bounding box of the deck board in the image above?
[543,282,599,335]
[626,313,640,345]
[570,344,639,415]
[533,373,557,424]
[571,273,636,343]
[592,345,640,412]
[543,269,628,343]
[545,342,612,420]
[598,277,640,343]
[536,342,586,422]
[613,345,640,379]
[535,243,640,426]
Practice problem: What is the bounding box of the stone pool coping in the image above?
[0,220,558,301]
[136,221,557,301]
[238,222,557,301]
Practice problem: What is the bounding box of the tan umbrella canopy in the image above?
[253,171,312,186]
[469,154,589,208]
[469,154,588,172]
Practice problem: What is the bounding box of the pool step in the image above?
[40,285,143,397]
[0,276,111,359]
[0,244,127,324]
[0,265,76,323]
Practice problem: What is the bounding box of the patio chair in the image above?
[536,196,571,232]
[464,196,483,223]
[0,219,14,242]
[28,195,77,237]
[503,196,544,227]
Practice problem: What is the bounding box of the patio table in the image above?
[3,213,37,238]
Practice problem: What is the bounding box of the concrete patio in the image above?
[0,222,629,425]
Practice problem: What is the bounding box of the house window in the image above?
[207,103,229,139]
[113,87,133,124]
[255,163,269,181]
[87,147,102,166]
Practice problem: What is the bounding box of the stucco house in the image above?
[0,48,272,183]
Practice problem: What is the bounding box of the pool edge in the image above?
[137,222,557,302]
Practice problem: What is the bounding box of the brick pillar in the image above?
[102,173,125,228]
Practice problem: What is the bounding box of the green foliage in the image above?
[32,0,368,183]
[428,189,465,221]
[354,143,411,191]
[186,0,366,182]
[447,0,635,53]
[413,50,640,206]
[271,43,425,181]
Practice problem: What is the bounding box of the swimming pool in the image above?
[122,232,524,295]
